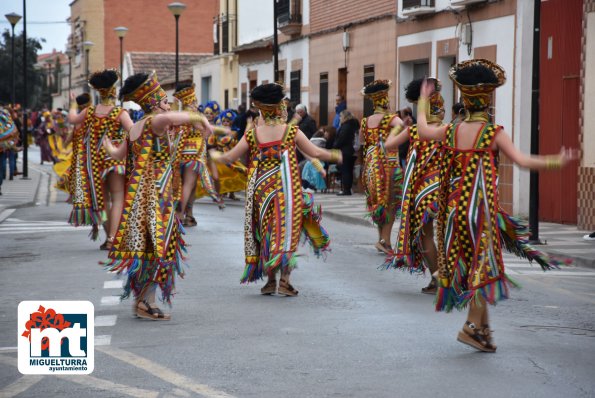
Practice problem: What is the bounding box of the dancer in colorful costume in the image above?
[54,93,91,196]
[68,70,133,246]
[172,83,222,227]
[383,78,444,294]
[210,83,341,296]
[0,107,19,195]
[210,108,246,200]
[201,103,247,204]
[103,72,211,320]
[416,59,577,352]
[360,80,404,254]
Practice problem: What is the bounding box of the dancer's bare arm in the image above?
[296,130,342,163]
[416,80,448,141]
[494,130,577,170]
[67,92,87,124]
[384,127,410,151]
[152,112,209,136]
[209,136,249,164]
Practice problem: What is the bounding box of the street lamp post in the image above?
[168,2,186,88]
[113,26,128,105]
[5,13,22,106]
[273,0,279,83]
[46,59,54,109]
[82,41,94,93]
[65,49,73,98]
[21,0,29,179]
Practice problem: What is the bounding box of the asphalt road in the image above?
[0,178,594,398]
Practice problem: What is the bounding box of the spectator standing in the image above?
[334,110,359,195]
[332,94,347,130]
[232,103,248,142]
[296,104,317,139]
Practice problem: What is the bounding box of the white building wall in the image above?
[397,14,529,213]
[513,0,535,216]
[193,57,222,106]
[279,38,310,108]
[238,61,274,97]
[237,0,273,45]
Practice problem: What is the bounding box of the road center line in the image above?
[97,346,236,398]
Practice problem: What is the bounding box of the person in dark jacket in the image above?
[333,110,359,195]
[296,104,317,139]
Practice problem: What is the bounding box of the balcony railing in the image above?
[277,0,302,36]
[403,0,435,9]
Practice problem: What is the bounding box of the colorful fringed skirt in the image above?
[241,125,330,283]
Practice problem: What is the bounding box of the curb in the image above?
[322,206,595,271]
[543,248,595,270]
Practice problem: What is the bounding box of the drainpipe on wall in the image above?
[529,0,542,243]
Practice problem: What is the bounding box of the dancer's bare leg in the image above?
[179,168,198,219]
[107,173,125,240]
[421,222,438,274]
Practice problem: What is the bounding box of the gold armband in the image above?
[70,102,77,111]
[311,159,324,173]
[329,149,341,164]
[417,97,429,117]
[188,112,205,126]
[390,124,404,136]
[545,156,562,170]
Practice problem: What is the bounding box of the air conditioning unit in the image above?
[450,0,487,6]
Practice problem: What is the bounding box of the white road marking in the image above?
[95,335,112,346]
[56,375,158,398]
[95,315,118,327]
[0,375,44,398]
[0,209,16,223]
[103,280,124,289]
[98,346,236,398]
[100,296,121,306]
[0,347,17,352]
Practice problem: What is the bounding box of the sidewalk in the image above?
[313,192,595,269]
[0,151,48,222]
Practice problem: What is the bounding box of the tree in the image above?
[0,29,46,109]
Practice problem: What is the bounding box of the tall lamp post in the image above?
[46,59,54,109]
[167,2,186,88]
[65,49,73,98]
[113,26,128,105]
[21,0,29,179]
[5,13,22,106]
[273,0,279,83]
[82,41,94,93]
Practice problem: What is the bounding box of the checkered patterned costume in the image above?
[435,122,563,312]
[106,117,186,304]
[174,124,221,204]
[361,114,403,226]
[68,106,123,233]
[383,125,442,272]
[241,125,330,283]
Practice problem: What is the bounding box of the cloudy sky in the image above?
[1,0,71,54]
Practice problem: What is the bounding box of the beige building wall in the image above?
[309,18,396,124]
[70,0,105,95]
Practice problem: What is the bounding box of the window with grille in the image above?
[319,73,329,126]
[363,65,375,117]
[290,70,301,105]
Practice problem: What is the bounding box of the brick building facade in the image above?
[67,0,217,95]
